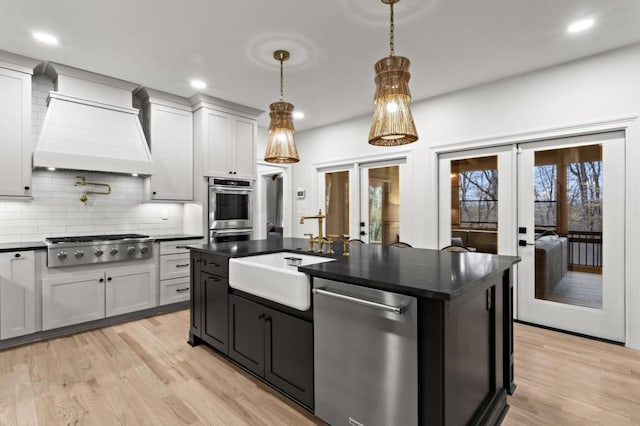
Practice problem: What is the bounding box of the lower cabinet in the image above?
[105,265,157,317]
[42,272,106,330]
[228,294,314,408]
[0,251,36,339]
[202,272,228,353]
[43,264,156,330]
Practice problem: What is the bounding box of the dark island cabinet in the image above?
[202,272,228,353]
[229,294,314,409]
[189,252,229,353]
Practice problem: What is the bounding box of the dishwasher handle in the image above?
[313,287,407,315]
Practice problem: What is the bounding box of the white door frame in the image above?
[431,115,640,348]
[256,161,293,239]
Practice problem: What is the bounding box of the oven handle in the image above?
[210,188,253,194]
[210,228,253,235]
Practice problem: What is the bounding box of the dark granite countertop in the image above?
[0,241,48,253]
[152,234,204,242]
[186,238,520,300]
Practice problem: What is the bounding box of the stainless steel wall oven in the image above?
[208,178,253,242]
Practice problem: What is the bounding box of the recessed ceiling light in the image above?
[190,80,206,90]
[293,111,305,120]
[567,18,595,34]
[47,167,56,171]
[131,173,138,177]
[33,32,59,45]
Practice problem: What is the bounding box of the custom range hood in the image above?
[33,63,152,175]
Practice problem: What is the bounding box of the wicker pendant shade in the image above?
[368,55,418,145]
[368,0,418,146]
[265,101,299,163]
[264,50,300,164]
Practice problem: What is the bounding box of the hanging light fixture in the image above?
[368,0,418,146]
[264,50,300,163]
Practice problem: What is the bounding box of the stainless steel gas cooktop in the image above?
[45,234,154,268]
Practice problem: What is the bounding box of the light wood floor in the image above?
[0,310,638,425]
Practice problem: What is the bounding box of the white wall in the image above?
[0,74,185,242]
[292,43,640,348]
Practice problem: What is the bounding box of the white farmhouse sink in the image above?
[229,252,336,311]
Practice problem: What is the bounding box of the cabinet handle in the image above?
[99,278,104,282]
[107,277,112,281]
[152,191,157,195]
[175,287,189,293]
[233,171,237,175]
[24,186,30,191]
[14,253,21,258]
[258,314,265,320]
[175,263,190,268]
[211,277,221,282]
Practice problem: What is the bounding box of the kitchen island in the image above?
[186,238,519,425]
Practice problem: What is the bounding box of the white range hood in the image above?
[33,63,152,175]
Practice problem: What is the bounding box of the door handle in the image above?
[518,240,535,247]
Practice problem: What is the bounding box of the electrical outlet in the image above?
[161,209,169,220]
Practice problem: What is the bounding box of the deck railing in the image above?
[566,230,602,270]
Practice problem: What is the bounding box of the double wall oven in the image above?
[208,178,253,243]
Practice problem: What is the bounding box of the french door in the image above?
[439,131,626,341]
[319,158,405,244]
[517,132,625,342]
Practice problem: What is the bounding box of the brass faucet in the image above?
[300,209,327,252]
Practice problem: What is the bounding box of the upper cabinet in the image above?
[137,88,194,201]
[191,94,262,180]
[0,51,39,198]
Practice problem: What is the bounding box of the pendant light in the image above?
[264,50,300,163]
[368,0,418,146]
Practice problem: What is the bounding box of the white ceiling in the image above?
[2,0,640,131]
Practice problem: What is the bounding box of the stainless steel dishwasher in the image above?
[313,278,418,426]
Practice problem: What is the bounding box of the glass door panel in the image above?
[360,165,400,244]
[325,171,350,237]
[533,145,603,308]
[518,132,625,342]
[450,156,499,254]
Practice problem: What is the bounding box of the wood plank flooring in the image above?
[0,309,638,425]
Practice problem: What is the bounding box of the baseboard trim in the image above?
[0,302,189,351]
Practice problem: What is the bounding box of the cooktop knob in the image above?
[127,246,136,255]
[74,250,85,258]
[95,249,104,257]
[57,251,68,260]
[140,246,149,254]
[110,248,119,256]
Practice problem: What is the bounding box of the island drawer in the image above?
[160,277,190,305]
[201,254,228,277]
[160,253,191,280]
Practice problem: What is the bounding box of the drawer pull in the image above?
[204,260,220,267]
[175,287,189,293]
[175,263,190,268]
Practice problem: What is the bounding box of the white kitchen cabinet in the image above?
[192,94,261,180]
[42,271,105,330]
[137,88,194,201]
[42,262,157,330]
[0,57,35,198]
[158,239,200,306]
[105,264,157,317]
[0,251,36,339]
